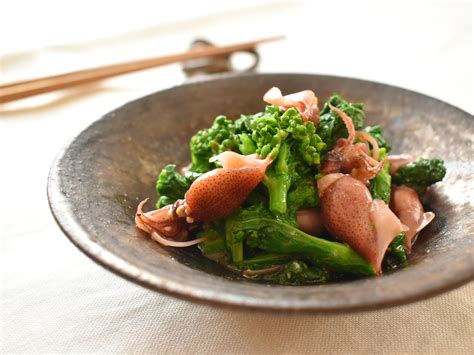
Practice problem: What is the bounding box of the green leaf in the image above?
[155,164,198,208]
[383,232,408,271]
[392,158,447,194]
[317,95,366,150]
[369,148,391,203]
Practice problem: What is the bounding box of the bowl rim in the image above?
[47,72,474,313]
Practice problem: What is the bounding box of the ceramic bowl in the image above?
[48,73,474,312]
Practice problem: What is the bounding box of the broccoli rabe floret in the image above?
[234,105,284,159]
[237,132,257,155]
[189,115,237,173]
[278,108,326,165]
[287,177,319,211]
[155,164,199,208]
[392,158,446,194]
[317,95,365,150]
[236,106,325,213]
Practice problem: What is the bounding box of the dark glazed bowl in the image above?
[48,73,474,312]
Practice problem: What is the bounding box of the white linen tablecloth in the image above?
[1,1,473,353]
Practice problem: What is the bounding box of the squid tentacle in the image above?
[321,105,384,184]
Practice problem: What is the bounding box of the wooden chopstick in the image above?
[0,36,283,104]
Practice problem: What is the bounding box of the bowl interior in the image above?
[48,73,474,312]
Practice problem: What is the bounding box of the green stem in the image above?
[234,218,376,276]
[262,143,291,213]
[236,254,290,269]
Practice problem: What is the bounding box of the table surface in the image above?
[1,1,473,353]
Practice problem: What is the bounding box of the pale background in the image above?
[1,0,473,353]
